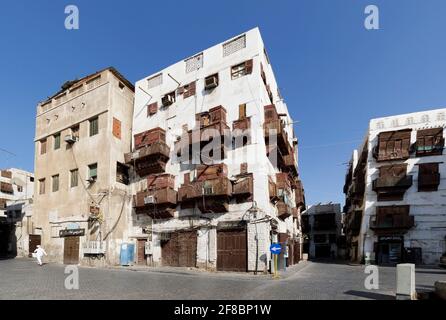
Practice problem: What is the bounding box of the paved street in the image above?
[1,258,445,300]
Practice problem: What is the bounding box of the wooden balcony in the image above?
[277,200,292,220]
[134,187,177,219]
[373,175,413,190]
[283,152,298,176]
[125,141,170,176]
[295,180,305,207]
[269,179,279,203]
[264,119,290,156]
[232,117,251,131]
[0,182,13,194]
[345,210,362,237]
[232,173,253,202]
[313,214,337,231]
[291,207,299,218]
[178,177,232,212]
[369,215,414,233]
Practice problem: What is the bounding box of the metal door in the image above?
[217,229,247,272]
[63,236,80,265]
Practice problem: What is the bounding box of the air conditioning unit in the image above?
[64,135,78,144]
[203,186,214,195]
[144,195,155,204]
[205,75,218,90]
[87,177,97,184]
[145,241,153,255]
[162,94,175,106]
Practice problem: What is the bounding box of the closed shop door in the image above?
[161,231,197,267]
[63,236,80,265]
[28,235,41,257]
[137,239,147,265]
[217,229,247,272]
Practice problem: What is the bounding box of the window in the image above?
[161,92,176,106]
[118,82,125,90]
[374,129,411,161]
[231,60,253,80]
[147,102,158,117]
[88,163,98,180]
[418,163,440,192]
[52,175,59,192]
[40,139,47,155]
[181,82,196,99]
[112,118,121,139]
[116,162,129,185]
[54,133,61,150]
[70,169,78,188]
[89,117,99,136]
[17,185,23,193]
[416,128,444,156]
[39,179,46,195]
[30,177,34,182]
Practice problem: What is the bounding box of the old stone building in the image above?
[33,67,135,266]
[126,28,305,272]
[343,108,446,265]
[0,168,34,258]
[301,203,343,260]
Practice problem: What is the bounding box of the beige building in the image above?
[0,168,34,258]
[33,67,134,266]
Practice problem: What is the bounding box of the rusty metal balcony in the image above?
[369,215,414,232]
[277,200,292,220]
[134,187,177,219]
[264,119,290,156]
[125,142,170,176]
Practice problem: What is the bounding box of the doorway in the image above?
[28,234,41,257]
[137,239,147,265]
[63,236,80,265]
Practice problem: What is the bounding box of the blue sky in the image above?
[1,0,446,206]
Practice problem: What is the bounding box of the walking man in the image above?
[33,245,47,266]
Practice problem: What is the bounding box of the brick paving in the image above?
[0,258,444,300]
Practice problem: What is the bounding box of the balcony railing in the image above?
[125,142,170,176]
[369,215,414,231]
[83,241,106,255]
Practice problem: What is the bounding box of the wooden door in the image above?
[217,229,247,272]
[162,231,197,267]
[137,239,147,265]
[28,235,41,257]
[63,236,80,265]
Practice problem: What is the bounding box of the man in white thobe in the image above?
[33,245,47,266]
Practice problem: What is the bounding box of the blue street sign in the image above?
[270,243,282,255]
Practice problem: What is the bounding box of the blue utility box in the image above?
[120,243,135,266]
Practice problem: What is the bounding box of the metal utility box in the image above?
[120,243,135,266]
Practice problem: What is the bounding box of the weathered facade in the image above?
[301,203,343,259]
[127,28,306,272]
[343,108,446,265]
[0,168,34,257]
[33,68,135,266]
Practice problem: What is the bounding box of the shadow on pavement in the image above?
[344,290,394,300]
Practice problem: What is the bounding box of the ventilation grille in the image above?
[185,53,203,73]
[223,35,246,57]
[147,73,163,89]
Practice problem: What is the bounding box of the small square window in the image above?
[40,139,47,155]
[39,179,46,195]
[70,169,78,188]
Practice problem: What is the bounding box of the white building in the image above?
[301,203,343,259]
[126,28,305,272]
[344,108,446,265]
[0,168,34,257]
